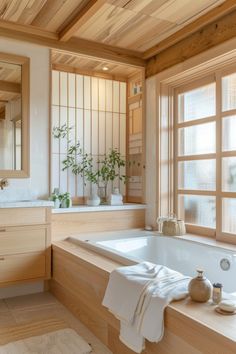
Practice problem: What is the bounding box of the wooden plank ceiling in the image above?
[51,50,140,78]
[0,0,232,70]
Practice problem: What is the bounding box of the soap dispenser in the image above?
[188,269,212,303]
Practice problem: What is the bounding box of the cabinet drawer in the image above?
[0,208,48,226]
[0,226,47,255]
[0,253,46,284]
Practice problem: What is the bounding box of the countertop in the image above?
[52,203,146,214]
[0,200,54,208]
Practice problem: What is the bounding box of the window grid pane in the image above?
[178,82,216,123]
[178,160,216,191]
[222,115,236,152]
[222,198,236,234]
[222,73,236,112]
[178,122,216,156]
[178,195,216,228]
[175,72,236,238]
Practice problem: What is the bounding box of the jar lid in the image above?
[213,283,222,288]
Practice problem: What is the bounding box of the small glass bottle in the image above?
[212,283,222,304]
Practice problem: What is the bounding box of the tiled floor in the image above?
[0,292,112,354]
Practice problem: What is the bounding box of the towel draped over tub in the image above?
[102,261,190,353]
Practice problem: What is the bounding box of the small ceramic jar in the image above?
[188,269,212,303]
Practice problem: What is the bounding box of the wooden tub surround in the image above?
[50,240,236,354]
[51,207,145,241]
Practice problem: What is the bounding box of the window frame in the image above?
[172,67,236,242]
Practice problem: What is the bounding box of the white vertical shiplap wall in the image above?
[51,70,127,199]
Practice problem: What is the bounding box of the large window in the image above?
[175,70,236,239]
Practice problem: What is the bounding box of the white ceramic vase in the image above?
[87,192,101,206]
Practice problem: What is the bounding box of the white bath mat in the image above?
[0,328,92,354]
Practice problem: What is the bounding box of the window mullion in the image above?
[215,72,222,239]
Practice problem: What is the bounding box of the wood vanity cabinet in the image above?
[0,207,51,286]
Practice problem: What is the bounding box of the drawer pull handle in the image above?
[0,257,5,261]
[0,229,6,232]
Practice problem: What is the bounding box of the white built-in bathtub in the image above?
[68,229,236,293]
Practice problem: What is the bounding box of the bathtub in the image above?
[68,229,236,293]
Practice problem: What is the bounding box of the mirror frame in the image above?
[0,52,29,178]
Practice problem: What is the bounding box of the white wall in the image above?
[0,38,50,297]
[0,38,50,199]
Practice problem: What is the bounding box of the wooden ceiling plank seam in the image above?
[17,0,48,25]
[127,19,176,52]
[35,0,86,33]
[75,4,134,41]
[0,20,145,67]
[59,0,107,42]
[98,13,169,51]
[1,0,29,22]
[30,0,69,28]
[143,0,236,59]
[91,11,149,47]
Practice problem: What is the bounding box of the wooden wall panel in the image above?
[51,209,145,241]
[127,72,144,203]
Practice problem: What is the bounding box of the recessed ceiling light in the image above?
[102,66,109,71]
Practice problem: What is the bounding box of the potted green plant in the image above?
[60,192,72,208]
[52,124,128,205]
[97,149,127,203]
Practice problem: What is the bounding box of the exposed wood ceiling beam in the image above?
[0,20,145,67]
[59,0,107,42]
[143,0,236,59]
[0,80,21,94]
[146,7,236,78]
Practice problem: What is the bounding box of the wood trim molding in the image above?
[0,53,29,179]
[0,19,57,40]
[143,0,236,60]
[59,0,107,42]
[0,20,145,67]
[146,7,236,78]
[0,80,21,94]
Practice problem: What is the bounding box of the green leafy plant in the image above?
[52,124,72,139]
[52,125,129,201]
[97,149,127,200]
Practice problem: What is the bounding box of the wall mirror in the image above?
[0,53,29,178]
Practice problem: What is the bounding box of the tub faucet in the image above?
[0,178,9,190]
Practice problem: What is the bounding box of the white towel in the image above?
[102,262,165,323]
[103,262,190,353]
